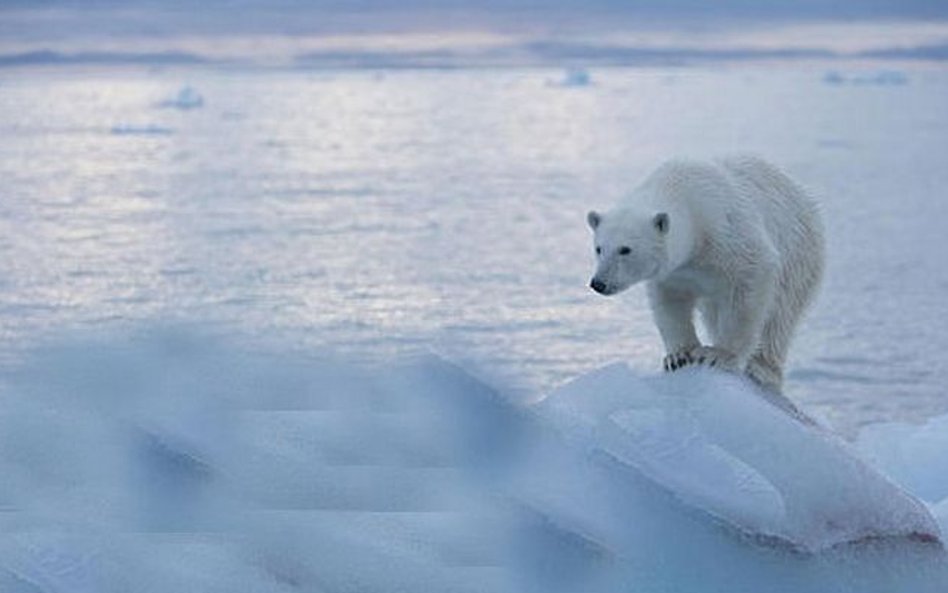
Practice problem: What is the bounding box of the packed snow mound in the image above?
[0,330,946,592]
[537,364,941,551]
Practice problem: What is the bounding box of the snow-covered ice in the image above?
[0,332,946,592]
[538,363,941,551]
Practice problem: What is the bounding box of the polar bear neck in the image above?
[661,202,699,275]
[629,191,699,278]
[631,165,710,277]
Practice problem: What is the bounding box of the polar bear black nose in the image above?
[590,278,607,294]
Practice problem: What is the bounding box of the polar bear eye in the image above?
[595,246,601,255]
[618,246,631,255]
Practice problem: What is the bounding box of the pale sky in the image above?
[2,1,947,66]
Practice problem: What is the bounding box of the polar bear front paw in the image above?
[685,345,739,371]
[663,349,696,372]
[663,346,739,372]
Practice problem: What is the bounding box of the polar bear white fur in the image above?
[587,156,824,394]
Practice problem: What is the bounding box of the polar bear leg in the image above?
[747,294,798,393]
[747,351,783,393]
[648,283,701,361]
[710,262,778,371]
[681,344,738,370]
[748,249,823,393]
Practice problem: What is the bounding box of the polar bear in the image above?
[587,156,824,395]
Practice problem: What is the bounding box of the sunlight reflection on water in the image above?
[1,66,947,432]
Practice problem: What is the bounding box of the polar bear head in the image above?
[586,208,670,295]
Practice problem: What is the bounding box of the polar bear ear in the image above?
[587,210,601,230]
[653,212,669,234]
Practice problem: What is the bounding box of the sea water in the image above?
[2,65,947,431]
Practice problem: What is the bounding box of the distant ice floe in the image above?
[156,86,204,110]
[822,70,909,86]
[549,67,593,88]
[110,124,174,136]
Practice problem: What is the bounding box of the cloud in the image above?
[1,1,947,68]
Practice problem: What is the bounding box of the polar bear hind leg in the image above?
[747,245,824,394]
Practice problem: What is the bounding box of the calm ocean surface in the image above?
[2,65,947,432]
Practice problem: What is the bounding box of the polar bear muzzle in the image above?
[590,277,609,294]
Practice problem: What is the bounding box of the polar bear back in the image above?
[719,156,824,269]
[634,156,824,285]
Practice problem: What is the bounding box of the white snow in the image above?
[537,363,941,551]
[0,332,946,592]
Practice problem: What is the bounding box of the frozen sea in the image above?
[1,64,948,591]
